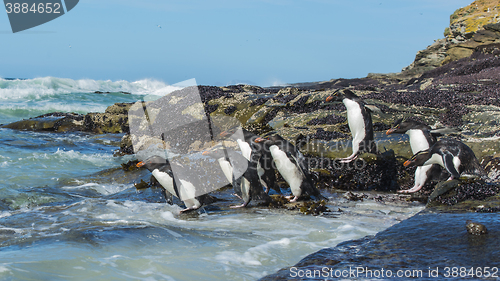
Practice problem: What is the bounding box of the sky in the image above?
[0,0,473,86]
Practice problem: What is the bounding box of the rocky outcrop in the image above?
[402,0,500,76]
[1,103,133,134]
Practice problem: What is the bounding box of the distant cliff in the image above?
[402,0,500,76]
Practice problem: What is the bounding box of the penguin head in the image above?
[403,150,432,167]
[325,89,359,103]
[386,118,431,135]
[136,155,170,172]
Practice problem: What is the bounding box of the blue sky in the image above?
[0,0,472,86]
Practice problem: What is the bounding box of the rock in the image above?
[1,112,85,132]
[466,220,488,235]
[308,150,400,192]
[427,178,500,209]
[481,156,500,181]
[260,212,500,281]
[1,103,133,134]
[402,1,500,75]
[402,39,448,76]
[429,179,461,202]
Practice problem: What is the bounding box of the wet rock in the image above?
[429,179,461,202]
[466,220,488,235]
[1,112,85,132]
[429,178,500,207]
[299,200,329,216]
[307,150,399,192]
[343,191,367,201]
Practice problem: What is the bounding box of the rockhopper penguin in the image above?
[220,127,279,194]
[137,155,215,213]
[326,89,376,163]
[202,145,270,208]
[254,134,325,202]
[403,138,485,185]
[386,118,453,193]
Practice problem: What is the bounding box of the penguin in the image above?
[403,138,485,189]
[325,89,376,163]
[254,134,325,202]
[220,127,280,194]
[136,155,215,213]
[202,146,270,208]
[386,118,447,193]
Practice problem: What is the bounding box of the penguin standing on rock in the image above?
[403,138,485,187]
[137,155,215,213]
[254,134,325,202]
[386,118,454,193]
[202,146,270,208]
[326,89,377,163]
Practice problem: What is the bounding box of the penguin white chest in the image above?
[406,130,430,154]
[178,179,200,208]
[453,156,461,172]
[237,139,252,161]
[343,99,365,139]
[152,169,176,196]
[269,145,303,197]
[217,157,233,184]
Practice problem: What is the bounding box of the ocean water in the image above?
[0,77,424,280]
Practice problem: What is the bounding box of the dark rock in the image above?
[224,105,238,115]
[307,128,347,141]
[1,112,85,132]
[307,150,399,192]
[429,179,461,202]
[343,191,367,201]
[429,179,500,206]
[466,220,488,235]
[306,114,346,125]
[260,212,500,281]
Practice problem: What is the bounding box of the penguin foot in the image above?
[232,193,243,200]
[397,185,422,193]
[180,206,199,213]
[285,195,299,202]
[339,155,358,163]
[230,203,248,208]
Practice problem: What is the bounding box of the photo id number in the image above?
[5,3,61,14]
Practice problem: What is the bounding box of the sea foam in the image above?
[0,77,182,99]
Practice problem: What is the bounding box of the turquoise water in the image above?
[0,77,424,280]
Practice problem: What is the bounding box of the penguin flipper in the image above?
[286,151,308,176]
[442,153,460,179]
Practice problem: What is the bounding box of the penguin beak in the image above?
[254,137,265,143]
[136,161,145,168]
[386,128,396,135]
[403,160,412,167]
[325,96,334,102]
[220,131,230,137]
[202,150,210,156]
